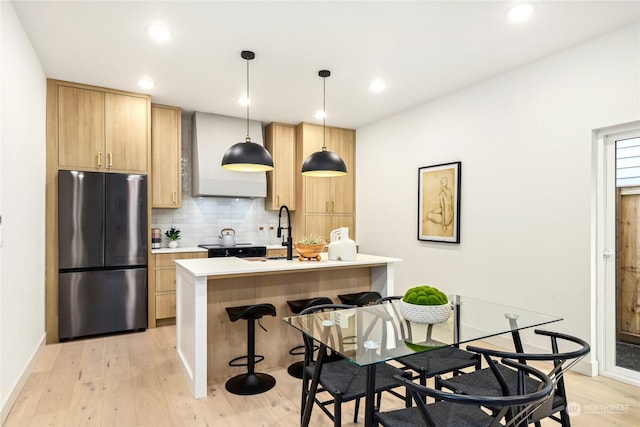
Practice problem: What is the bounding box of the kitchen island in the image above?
[174,253,401,398]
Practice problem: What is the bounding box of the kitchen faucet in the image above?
[277,205,293,260]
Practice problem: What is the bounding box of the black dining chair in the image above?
[299,303,411,427]
[436,329,590,427]
[375,296,481,389]
[376,358,554,427]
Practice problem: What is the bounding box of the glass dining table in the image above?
[283,295,563,427]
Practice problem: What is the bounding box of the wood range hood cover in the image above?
[191,111,267,198]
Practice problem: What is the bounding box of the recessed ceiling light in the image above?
[507,4,534,22]
[137,79,155,90]
[315,110,326,120]
[237,97,251,106]
[370,79,386,92]
[147,24,171,42]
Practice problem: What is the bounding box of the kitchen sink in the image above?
[243,256,290,261]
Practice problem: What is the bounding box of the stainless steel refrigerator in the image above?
[58,170,148,340]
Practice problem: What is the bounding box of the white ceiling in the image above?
[12,1,640,129]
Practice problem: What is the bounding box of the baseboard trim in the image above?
[1,333,46,425]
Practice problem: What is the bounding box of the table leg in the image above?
[364,363,377,427]
[453,295,461,343]
[506,314,524,353]
[301,342,326,427]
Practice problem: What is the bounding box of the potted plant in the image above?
[165,226,181,248]
[399,285,451,324]
[294,235,325,261]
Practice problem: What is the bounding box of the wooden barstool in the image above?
[224,303,277,395]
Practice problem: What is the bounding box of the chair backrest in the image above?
[299,304,356,363]
[368,296,414,356]
[466,329,590,423]
[394,358,553,427]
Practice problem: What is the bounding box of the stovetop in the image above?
[198,243,256,250]
[198,243,267,258]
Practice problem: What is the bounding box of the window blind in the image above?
[616,137,640,187]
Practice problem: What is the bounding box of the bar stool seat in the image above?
[285,296,334,378]
[225,303,276,395]
[336,292,382,347]
[337,291,382,307]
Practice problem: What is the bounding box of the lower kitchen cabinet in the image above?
[150,251,206,325]
[156,293,176,319]
[266,247,288,258]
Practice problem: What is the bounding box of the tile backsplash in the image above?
[152,113,282,248]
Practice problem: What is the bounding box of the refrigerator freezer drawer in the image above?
[59,268,147,340]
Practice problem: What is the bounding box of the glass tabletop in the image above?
[282,295,562,366]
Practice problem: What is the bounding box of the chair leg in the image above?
[560,408,571,427]
[420,371,429,403]
[334,394,342,427]
[300,373,308,424]
[353,398,360,423]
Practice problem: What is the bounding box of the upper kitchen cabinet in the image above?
[305,214,355,247]
[151,104,182,208]
[265,122,296,210]
[57,85,104,169]
[53,80,150,173]
[294,122,356,242]
[297,123,355,214]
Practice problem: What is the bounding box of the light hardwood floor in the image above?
[5,325,639,426]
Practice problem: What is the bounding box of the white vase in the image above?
[168,240,178,248]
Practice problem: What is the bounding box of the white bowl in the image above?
[399,300,451,324]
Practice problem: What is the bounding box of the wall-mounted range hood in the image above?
[192,111,267,198]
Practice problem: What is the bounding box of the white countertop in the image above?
[174,253,401,278]
[151,247,208,254]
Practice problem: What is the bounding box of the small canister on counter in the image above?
[152,228,162,249]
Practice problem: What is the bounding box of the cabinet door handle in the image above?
[107,152,113,167]
[172,191,177,204]
[97,152,103,167]
[332,201,335,212]
[276,195,280,206]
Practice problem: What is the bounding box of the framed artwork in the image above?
[418,161,461,243]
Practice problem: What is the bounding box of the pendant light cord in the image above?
[322,73,327,151]
[246,55,250,141]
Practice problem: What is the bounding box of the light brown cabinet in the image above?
[58,85,104,169]
[300,125,355,215]
[57,82,149,173]
[266,247,288,258]
[150,251,207,324]
[305,214,356,246]
[151,104,182,208]
[294,123,356,243]
[265,122,296,210]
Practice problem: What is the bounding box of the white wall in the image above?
[356,23,639,367]
[0,1,47,420]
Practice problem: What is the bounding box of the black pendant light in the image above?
[301,70,347,177]
[221,51,274,172]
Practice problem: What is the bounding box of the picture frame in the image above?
[418,161,461,243]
